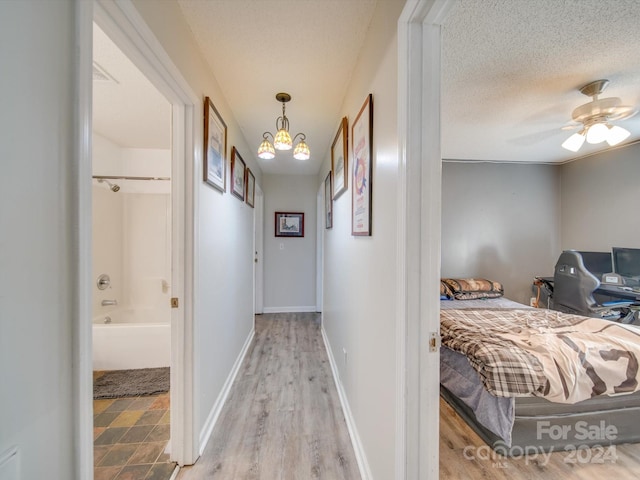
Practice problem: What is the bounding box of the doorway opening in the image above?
[91,21,176,478]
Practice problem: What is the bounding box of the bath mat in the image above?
[93,367,170,399]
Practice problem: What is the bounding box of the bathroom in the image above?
[92,23,172,372]
[91,151,172,371]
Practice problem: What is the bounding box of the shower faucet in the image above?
[101,299,118,306]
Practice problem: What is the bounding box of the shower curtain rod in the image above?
[92,175,170,181]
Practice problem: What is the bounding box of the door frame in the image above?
[254,184,264,315]
[397,0,455,478]
[316,183,324,313]
[77,0,200,471]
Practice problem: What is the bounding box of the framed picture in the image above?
[324,172,333,229]
[351,94,373,236]
[203,96,227,192]
[331,117,348,200]
[230,146,246,201]
[245,167,255,208]
[275,212,304,237]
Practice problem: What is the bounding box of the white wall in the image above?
[92,136,172,320]
[93,132,171,179]
[318,0,406,477]
[262,174,317,312]
[0,1,77,478]
[131,0,262,446]
[93,186,125,316]
[441,161,562,304]
[560,143,640,251]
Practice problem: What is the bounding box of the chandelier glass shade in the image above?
[257,93,310,160]
[257,134,276,159]
[293,136,310,160]
[273,128,293,150]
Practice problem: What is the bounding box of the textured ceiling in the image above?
[93,0,640,173]
[177,0,377,175]
[442,0,640,163]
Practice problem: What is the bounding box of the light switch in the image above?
[279,243,284,250]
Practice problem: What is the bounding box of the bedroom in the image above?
[439,0,640,477]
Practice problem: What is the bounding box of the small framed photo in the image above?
[230,146,246,201]
[351,94,373,236]
[245,167,255,208]
[203,96,227,192]
[324,172,332,229]
[275,212,304,237]
[331,117,348,200]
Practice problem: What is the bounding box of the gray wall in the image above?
[262,174,317,312]
[317,0,406,476]
[560,143,640,252]
[441,162,562,304]
[1,1,77,478]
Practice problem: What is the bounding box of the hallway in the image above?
[178,313,361,479]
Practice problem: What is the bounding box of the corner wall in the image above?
[560,143,640,251]
[441,162,562,304]
[262,174,318,312]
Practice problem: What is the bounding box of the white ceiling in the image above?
[93,24,171,150]
[93,0,640,175]
[176,0,377,175]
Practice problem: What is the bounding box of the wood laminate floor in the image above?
[178,312,361,480]
[440,396,640,479]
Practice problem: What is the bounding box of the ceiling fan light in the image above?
[606,125,630,146]
[561,132,586,152]
[273,128,293,150]
[257,138,276,159]
[585,122,609,144]
[293,139,310,160]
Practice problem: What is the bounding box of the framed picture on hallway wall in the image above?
[324,172,333,229]
[230,147,246,201]
[203,96,227,192]
[275,212,304,237]
[245,167,255,208]
[351,94,373,236]
[331,117,348,200]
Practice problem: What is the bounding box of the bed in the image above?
[439,278,640,455]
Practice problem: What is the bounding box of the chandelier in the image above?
[257,92,310,160]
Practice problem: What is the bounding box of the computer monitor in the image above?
[612,247,640,281]
[578,251,613,279]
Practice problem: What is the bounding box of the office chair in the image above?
[552,250,637,324]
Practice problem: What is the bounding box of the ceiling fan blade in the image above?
[560,122,581,131]
[609,107,638,122]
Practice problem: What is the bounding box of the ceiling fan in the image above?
[561,79,637,152]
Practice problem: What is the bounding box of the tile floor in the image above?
[93,385,176,480]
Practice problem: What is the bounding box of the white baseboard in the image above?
[321,326,372,480]
[262,305,318,313]
[198,328,255,455]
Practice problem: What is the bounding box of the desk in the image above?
[596,284,640,302]
[533,277,640,305]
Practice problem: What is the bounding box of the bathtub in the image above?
[92,308,170,371]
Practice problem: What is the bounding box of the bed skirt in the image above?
[441,384,640,455]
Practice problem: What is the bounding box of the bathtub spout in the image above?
[101,299,118,306]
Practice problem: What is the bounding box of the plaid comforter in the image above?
[441,308,640,404]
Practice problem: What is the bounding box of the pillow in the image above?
[441,278,504,300]
[440,280,454,299]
